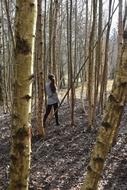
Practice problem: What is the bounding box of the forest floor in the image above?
[0,89,127,190]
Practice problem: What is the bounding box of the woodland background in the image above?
[0,0,127,190]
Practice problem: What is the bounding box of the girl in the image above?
[43,74,60,127]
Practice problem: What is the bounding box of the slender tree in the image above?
[81,0,88,100]
[87,0,97,128]
[48,0,53,73]
[109,0,123,145]
[43,0,47,102]
[67,0,74,126]
[1,0,9,112]
[4,0,15,47]
[117,0,123,66]
[94,0,103,110]
[57,0,64,89]
[74,0,77,85]
[81,21,127,190]
[0,7,3,105]
[66,0,69,94]
[0,0,15,112]
[36,0,45,137]
[99,0,113,112]
[8,1,37,189]
[52,0,59,79]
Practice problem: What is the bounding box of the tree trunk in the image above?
[66,0,70,102]
[43,0,47,104]
[109,0,123,145]
[36,0,45,137]
[1,0,9,112]
[4,0,15,47]
[74,0,77,86]
[99,0,112,112]
[57,0,63,90]
[69,0,74,126]
[87,0,97,128]
[94,0,103,111]
[52,0,59,79]
[0,8,3,105]
[8,1,37,189]
[48,0,53,73]
[81,0,88,100]
[81,27,127,190]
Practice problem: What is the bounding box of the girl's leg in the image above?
[43,105,52,126]
[53,103,59,125]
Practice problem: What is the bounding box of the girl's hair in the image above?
[48,74,56,93]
